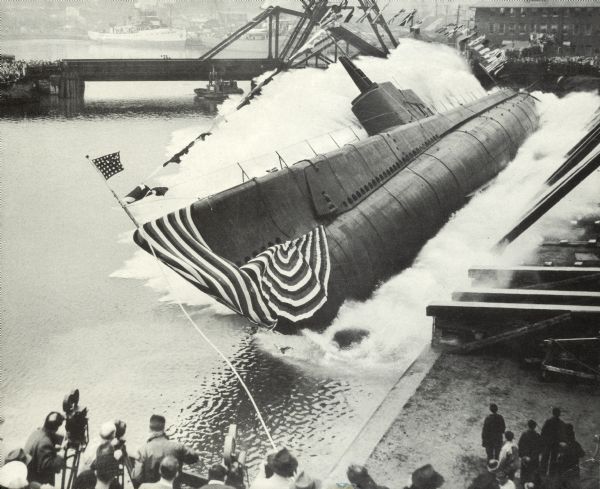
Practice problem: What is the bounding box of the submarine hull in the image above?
[134,88,538,331]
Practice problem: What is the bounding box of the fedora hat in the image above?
[4,449,31,466]
[411,465,444,489]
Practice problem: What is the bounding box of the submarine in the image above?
[134,57,539,332]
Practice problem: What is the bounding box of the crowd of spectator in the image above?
[0,60,28,85]
[0,404,593,489]
[473,404,589,489]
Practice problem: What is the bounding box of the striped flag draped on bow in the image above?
[134,206,331,327]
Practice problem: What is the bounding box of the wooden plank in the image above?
[452,288,600,306]
[448,313,571,353]
[468,266,600,291]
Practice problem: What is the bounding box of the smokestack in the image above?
[339,56,375,94]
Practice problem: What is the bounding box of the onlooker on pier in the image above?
[498,431,519,480]
[555,424,585,481]
[541,407,566,474]
[132,415,200,486]
[199,464,236,489]
[250,448,298,489]
[73,454,121,489]
[24,412,65,485]
[94,455,121,489]
[518,420,543,484]
[139,456,179,489]
[403,464,444,489]
[83,422,118,471]
[482,404,506,461]
[0,461,30,489]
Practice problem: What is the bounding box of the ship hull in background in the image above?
[87,28,186,45]
[134,88,538,332]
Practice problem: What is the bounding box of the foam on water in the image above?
[115,39,600,366]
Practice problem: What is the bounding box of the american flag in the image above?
[92,152,124,180]
[133,206,331,327]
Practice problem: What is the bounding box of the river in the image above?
[0,39,400,477]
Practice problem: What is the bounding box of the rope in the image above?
[138,226,277,451]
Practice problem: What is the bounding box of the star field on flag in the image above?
[92,152,124,180]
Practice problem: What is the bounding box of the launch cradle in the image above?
[134,58,539,332]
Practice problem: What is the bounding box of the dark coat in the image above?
[482,413,506,448]
[541,417,566,449]
[518,430,543,460]
[132,432,199,484]
[24,428,64,485]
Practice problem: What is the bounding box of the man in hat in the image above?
[139,456,180,489]
[198,464,236,489]
[482,404,506,462]
[405,465,444,489]
[132,415,200,486]
[24,412,65,485]
[518,420,542,484]
[0,462,30,489]
[541,407,566,475]
[82,421,118,472]
[250,448,298,489]
[347,465,388,489]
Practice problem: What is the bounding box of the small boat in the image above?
[194,69,243,101]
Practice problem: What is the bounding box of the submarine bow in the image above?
[135,215,331,327]
[134,57,539,331]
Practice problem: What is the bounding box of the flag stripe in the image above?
[134,205,331,327]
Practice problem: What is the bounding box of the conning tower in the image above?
[339,56,434,135]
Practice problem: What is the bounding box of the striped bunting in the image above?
[134,206,331,327]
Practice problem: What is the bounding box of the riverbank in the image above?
[365,352,600,488]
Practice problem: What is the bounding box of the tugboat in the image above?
[194,68,244,101]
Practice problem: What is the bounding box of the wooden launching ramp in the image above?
[427,115,600,365]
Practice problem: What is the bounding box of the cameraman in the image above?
[24,412,65,485]
[132,415,200,486]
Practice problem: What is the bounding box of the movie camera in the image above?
[60,389,89,489]
[63,389,89,448]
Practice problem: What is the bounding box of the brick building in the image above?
[471,1,600,55]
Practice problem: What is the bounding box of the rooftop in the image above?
[471,1,600,8]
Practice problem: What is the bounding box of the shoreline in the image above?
[364,352,599,488]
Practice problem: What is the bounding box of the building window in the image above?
[551,24,558,34]
[562,24,570,34]
[508,23,515,33]
[540,24,548,33]
[552,9,558,17]
[510,8,515,16]
[520,8,526,17]
[574,24,580,35]
[519,23,525,33]
[489,23,494,33]
[500,7,506,16]
[541,8,548,17]
[499,23,505,34]
[531,23,537,32]
[585,24,592,35]
[564,8,570,17]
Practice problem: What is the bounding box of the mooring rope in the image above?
[138,227,277,451]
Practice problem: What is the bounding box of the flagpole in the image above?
[86,155,140,228]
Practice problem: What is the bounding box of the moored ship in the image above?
[88,16,186,46]
[134,57,539,332]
